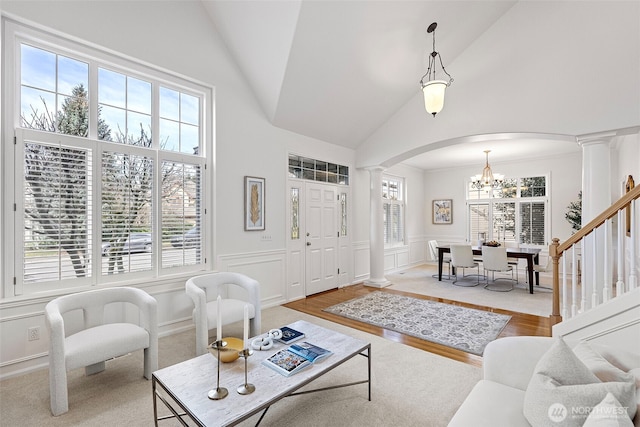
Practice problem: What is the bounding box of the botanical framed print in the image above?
[244,176,265,231]
[432,199,452,224]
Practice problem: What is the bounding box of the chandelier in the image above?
[470,150,504,190]
[419,22,454,117]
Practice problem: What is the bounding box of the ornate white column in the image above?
[365,166,390,288]
[577,132,614,308]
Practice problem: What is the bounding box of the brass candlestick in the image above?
[207,340,229,400]
[237,348,255,395]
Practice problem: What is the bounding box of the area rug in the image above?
[323,291,511,355]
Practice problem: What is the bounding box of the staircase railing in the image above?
[549,183,639,327]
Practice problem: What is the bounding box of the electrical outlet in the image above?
[28,326,40,341]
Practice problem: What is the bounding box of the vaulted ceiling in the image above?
[202,1,639,170]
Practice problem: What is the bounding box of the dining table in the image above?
[437,245,542,294]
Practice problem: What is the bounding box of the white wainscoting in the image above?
[217,249,287,309]
[0,276,195,380]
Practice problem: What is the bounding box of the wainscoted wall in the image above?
[217,249,288,309]
[0,239,428,380]
[0,275,195,380]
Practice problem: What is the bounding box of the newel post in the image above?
[549,238,563,329]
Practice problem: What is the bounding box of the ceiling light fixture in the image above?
[419,22,454,117]
[471,150,504,190]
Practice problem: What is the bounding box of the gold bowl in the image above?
[208,337,244,363]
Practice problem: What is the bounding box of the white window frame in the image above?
[2,18,214,297]
[382,174,405,247]
[466,175,549,247]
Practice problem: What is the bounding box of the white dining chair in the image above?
[428,240,451,279]
[450,245,481,287]
[482,246,516,292]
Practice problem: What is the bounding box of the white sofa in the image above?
[448,336,640,427]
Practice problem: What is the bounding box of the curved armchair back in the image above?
[186,272,261,356]
[44,287,158,416]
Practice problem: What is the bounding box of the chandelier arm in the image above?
[437,54,453,85]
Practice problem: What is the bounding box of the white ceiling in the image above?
[201,1,635,170]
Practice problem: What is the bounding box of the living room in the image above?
[0,1,639,425]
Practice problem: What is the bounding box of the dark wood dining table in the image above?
[437,245,541,294]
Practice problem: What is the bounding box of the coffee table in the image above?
[152,320,371,426]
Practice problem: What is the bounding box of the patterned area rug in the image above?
[323,292,511,356]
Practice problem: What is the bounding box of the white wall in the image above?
[0,1,366,378]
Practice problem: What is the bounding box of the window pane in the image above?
[98,68,126,108]
[181,93,199,125]
[521,177,546,198]
[127,77,151,114]
[21,86,56,130]
[21,44,56,91]
[127,111,152,146]
[180,124,198,155]
[470,203,489,243]
[161,162,203,268]
[101,151,153,275]
[23,141,92,284]
[160,118,179,151]
[492,202,516,243]
[99,105,126,142]
[521,202,545,245]
[160,87,179,120]
[58,55,88,96]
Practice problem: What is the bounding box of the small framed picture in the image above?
[244,176,265,231]
[432,199,452,224]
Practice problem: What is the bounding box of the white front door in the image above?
[305,183,338,295]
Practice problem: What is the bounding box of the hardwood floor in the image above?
[283,284,551,368]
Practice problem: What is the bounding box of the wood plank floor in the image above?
[283,284,551,368]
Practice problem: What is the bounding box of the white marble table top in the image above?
[153,320,371,426]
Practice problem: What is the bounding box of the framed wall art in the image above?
[432,199,452,224]
[244,176,265,231]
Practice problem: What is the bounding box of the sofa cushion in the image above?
[524,339,636,427]
[448,380,530,427]
[574,341,636,383]
[582,393,634,427]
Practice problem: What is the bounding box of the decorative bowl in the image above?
[483,241,501,247]
[208,337,244,363]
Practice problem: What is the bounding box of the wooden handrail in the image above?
[557,184,640,255]
[549,183,640,328]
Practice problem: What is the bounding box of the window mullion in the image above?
[88,63,99,140]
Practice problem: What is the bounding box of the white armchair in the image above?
[45,286,158,416]
[186,272,261,356]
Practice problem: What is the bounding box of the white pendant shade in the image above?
[422,80,447,116]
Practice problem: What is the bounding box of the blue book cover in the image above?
[277,326,305,344]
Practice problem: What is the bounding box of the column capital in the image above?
[576,131,617,147]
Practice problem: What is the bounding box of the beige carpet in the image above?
[387,264,554,317]
[0,305,481,426]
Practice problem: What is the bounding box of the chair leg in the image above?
[85,361,105,376]
[50,359,69,416]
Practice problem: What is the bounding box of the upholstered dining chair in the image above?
[482,246,516,292]
[428,240,451,279]
[45,286,158,416]
[186,272,261,356]
[504,241,521,283]
[450,245,481,287]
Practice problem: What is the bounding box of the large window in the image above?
[382,175,405,246]
[467,176,547,246]
[4,20,212,296]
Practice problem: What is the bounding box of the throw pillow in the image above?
[523,339,636,427]
[574,342,636,383]
[582,392,634,427]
